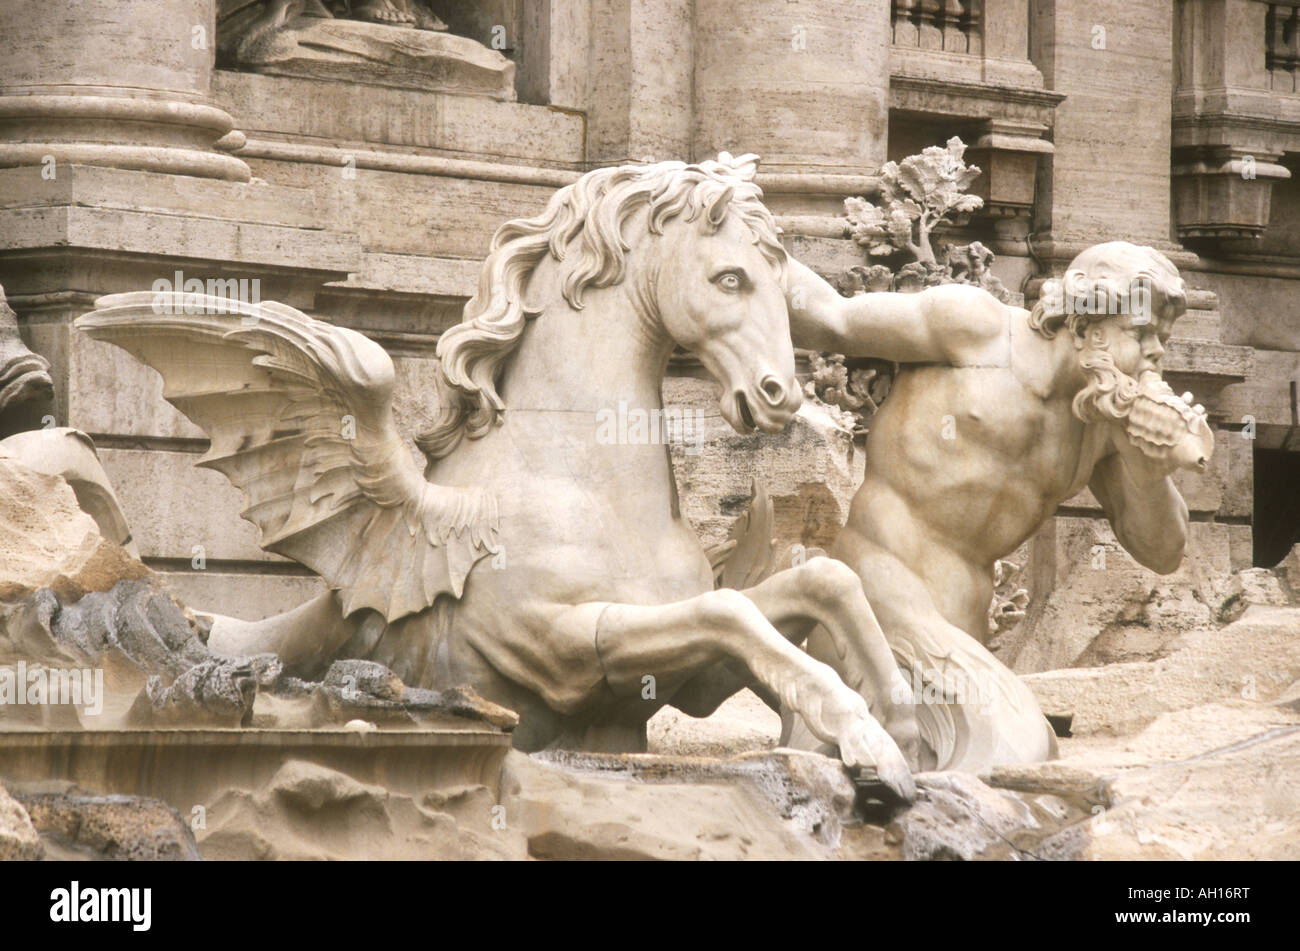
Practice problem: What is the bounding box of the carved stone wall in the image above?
[1,0,1297,625]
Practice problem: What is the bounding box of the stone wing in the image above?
[77,292,497,622]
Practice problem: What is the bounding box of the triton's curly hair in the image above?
[1028,242,1187,342]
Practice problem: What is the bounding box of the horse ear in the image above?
[707,186,734,228]
[720,152,760,181]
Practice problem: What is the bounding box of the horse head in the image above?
[421,152,800,458]
[642,154,800,434]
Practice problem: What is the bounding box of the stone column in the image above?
[0,0,248,181]
[583,0,694,166]
[1029,0,1174,251]
[693,0,890,178]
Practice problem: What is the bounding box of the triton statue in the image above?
[786,241,1212,770]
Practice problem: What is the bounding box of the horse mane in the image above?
[416,153,786,461]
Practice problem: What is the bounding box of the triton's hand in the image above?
[1117,377,1214,477]
[1109,419,1181,485]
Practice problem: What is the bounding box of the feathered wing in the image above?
[76,292,498,623]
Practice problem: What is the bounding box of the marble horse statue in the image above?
[77,154,920,801]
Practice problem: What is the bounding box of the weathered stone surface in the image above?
[0,578,230,728]
[18,792,201,861]
[132,658,261,729]
[1276,544,1300,596]
[0,458,148,603]
[1033,708,1300,860]
[47,579,211,677]
[220,18,517,101]
[199,759,523,861]
[1,571,517,733]
[666,376,861,554]
[635,607,1300,860]
[892,771,1081,861]
[1219,567,1293,623]
[1023,605,1300,737]
[0,784,43,861]
[996,518,1240,673]
[306,660,520,731]
[500,748,864,860]
[649,688,781,758]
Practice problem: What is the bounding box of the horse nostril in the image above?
[759,376,785,406]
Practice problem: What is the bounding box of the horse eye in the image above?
[716,271,742,291]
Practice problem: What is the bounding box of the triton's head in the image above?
[1029,242,1187,424]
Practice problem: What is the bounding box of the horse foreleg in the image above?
[737,557,921,768]
[533,591,914,802]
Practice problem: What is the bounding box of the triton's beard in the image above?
[1071,342,1141,425]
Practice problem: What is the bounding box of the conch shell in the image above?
[1124,372,1214,472]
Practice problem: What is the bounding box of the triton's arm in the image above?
[1088,436,1190,574]
[784,257,1008,366]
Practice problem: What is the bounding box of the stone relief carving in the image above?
[986,559,1029,640]
[0,159,1226,824]
[840,139,1011,303]
[216,0,515,99]
[844,138,982,263]
[77,155,927,802]
[0,148,1219,802]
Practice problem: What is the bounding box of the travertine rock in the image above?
[0,459,148,604]
[997,519,1238,673]
[133,659,261,729]
[0,785,43,861]
[893,771,1075,861]
[1023,605,1300,737]
[18,792,200,861]
[1219,568,1293,623]
[500,748,863,860]
[649,688,781,758]
[1031,705,1300,860]
[1274,544,1300,597]
[47,579,211,677]
[667,376,861,555]
[199,760,523,861]
[306,660,520,731]
[0,577,516,732]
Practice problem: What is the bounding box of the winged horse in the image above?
[77,154,919,801]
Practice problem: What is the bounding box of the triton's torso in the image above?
[862,364,1089,561]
